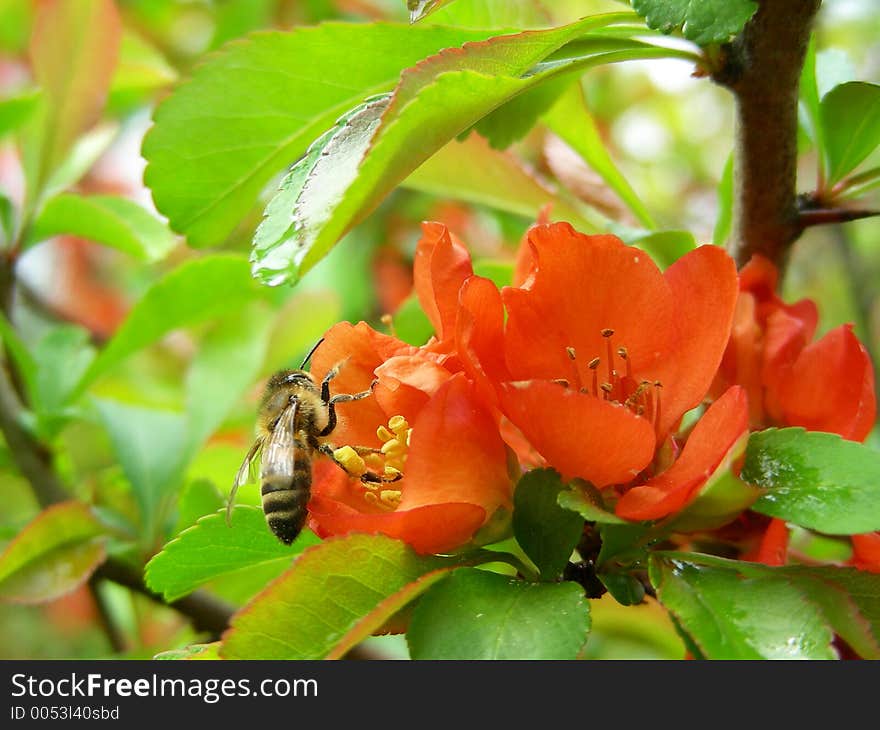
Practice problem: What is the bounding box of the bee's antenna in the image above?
[299,338,324,370]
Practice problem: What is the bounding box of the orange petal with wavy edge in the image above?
[310,321,412,448]
[401,374,512,514]
[776,324,877,441]
[647,245,739,437]
[414,222,473,341]
[851,533,880,573]
[615,386,748,521]
[307,497,486,555]
[499,380,655,487]
[373,354,452,425]
[503,223,675,383]
[455,275,507,406]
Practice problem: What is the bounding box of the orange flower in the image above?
[416,220,744,522]
[712,254,876,441]
[305,320,513,555]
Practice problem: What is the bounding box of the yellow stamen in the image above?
[376,425,394,442]
[388,415,409,436]
[380,490,402,508]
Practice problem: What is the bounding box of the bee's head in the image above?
[266,369,316,391]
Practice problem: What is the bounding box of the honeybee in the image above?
[227,341,398,545]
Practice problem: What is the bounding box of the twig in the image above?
[87,575,129,654]
[714,0,822,272]
[95,560,234,639]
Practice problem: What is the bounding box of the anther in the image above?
[601,328,615,338]
[552,378,570,387]
[600,382,613,396]
[617,347,628,360]
[376,425,394,442]
[566,346,577,360]
[388,415,408,435]
[379,490,402,508]
[587,357,601,370]
[380,313,396,337]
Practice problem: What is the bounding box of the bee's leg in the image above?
[315,441,402,483]
[318,379,378,437]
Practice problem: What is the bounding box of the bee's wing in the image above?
[260,398,298,482]
[226,436,264,527]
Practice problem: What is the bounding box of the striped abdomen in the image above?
[261,436,313,545]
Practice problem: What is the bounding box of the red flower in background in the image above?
[710,255,877,570]
[712,254,876,441]
[415,221,745,522]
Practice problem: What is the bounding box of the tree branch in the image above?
[715,0,822,271]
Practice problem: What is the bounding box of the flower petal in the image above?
[308,496,486,554]
[744,518,790,566]
[311,321,411,447]
[373,354,452,424]
[499,380,655,487]
[455,275,507,405]
[401,374,512,515]
[647,244,738,436]
[776,324,877,441]
[414,222,473,341]
[851,533,880,574]
[503,223,676,383]
[615,385,748,520]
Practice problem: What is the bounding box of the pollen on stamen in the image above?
[379,490,402,508]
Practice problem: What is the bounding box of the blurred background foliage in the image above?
[0,0,877,659]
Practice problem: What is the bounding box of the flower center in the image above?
[332,415,411,511]
[561,329,663,433]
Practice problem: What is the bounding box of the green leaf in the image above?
[23,0,121,198]
[75,254,263,397]
[173,479,224,534]
[27,194,177,261]
[407,568,590,659]
[143,23,501,246]
[543,83,654,229]
[107,30,177,113]
[472,259,514,289]
[557,479,626,524]
[392,293,434,347]
[652,553,880,659]
[30,324,96,437]
[403,132,603,232]
[513,468,584,580]
[712,153,733,246]
[221,534,446,659]
[650,553,836,659]
[597,523,649,566]
[0,88,40,139]
[425,0,549,28]
[325,568,454,659]
[599,571,645,606]
[93,399,187,542]
[820,82,880,186]
[252,18,678,285]
[608,224,696,269]
[145,506,317,603]
[0,501,107,604]
[407,0,459,23]
[741,428,880,535]
[154,642,221,660]
[631,0,757,45]
[183,303,273,456]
